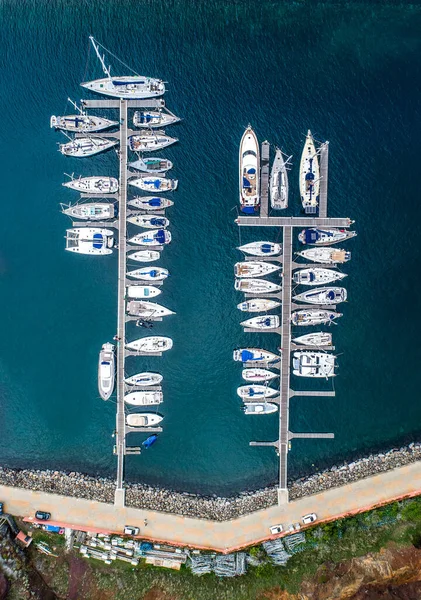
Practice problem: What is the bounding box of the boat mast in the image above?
[67,98,83,114]
[89,36,112,79]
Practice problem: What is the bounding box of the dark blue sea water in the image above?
[0,1,420,495]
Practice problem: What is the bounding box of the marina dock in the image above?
[238,135,352,505]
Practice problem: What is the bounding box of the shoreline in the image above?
[1,442,421,521]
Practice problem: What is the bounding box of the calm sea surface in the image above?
[0,1,420,495]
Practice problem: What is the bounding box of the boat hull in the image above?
[293,268,347,286]
[237,385,278,399]
[126,301,174,318]
[63,176,118,194]
[237,298,281,312]
[126,267,169,281]
[124,391,163,406]
[299,130,319,213]
[128,197,174,211]
[127,215,169,229]
[133,110,180,128]
[127,250,160,263]
[298,228,357,246]
[59,138,117,157]
[297,248,351,264]
[291,310,342,326]
[98,342,115,400]
[51,114,118,133]
[125,337,173,353]
[62,203,114,221]
[239,126,260,213]
[243,403,278,415]
[240,316,280,329]
[292,332,333,346]
[129,158,173,173]
[128,229,171,246]
[238,242,282,257]
[81,76,165,99]
[270,149,289,210]
[235,279,282,294]
[125,372,163,387]
[293,286,347,305]
[233,348,281,364]
[126,413,163,427]
[234,261,280,278]
[242,368,278,382]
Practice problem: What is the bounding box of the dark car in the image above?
[35,511,51,521]
[0,502,3,515]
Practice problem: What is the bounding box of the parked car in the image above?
[269,524,283,535]
[0,502,3,515]
[124,525,139,535]
[302,513,317,525]
[35,511,51,521]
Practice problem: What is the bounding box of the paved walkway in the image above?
[3,461,421,552]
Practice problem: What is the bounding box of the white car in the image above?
[124,525,140,535]
[302,513,317,525]
[269,524,283,535]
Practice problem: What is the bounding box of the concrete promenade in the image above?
[4,461,421,552]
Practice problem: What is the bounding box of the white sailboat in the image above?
[297,247,351,264]
[270,148,290,210]
[125,372,163,387]
[240,316,280,330]
[239,126,260,213]
[65,228,114,255]
[129,157,173,173]
[292,332,332,347]
[237,385,278,399]
[129,175,178,192]
[292,352,336,378]
[293,268,347,286]
[242,368,278,382]
[233,348,282,364]
[299,130,320,214]
[291,309,342,326]
[298,228,357,246]
[63,175,118,194]
[133,108,180,128]
[126,413,163,427]
[238,241,282,257]
[128,229,171,246]
[81,37,165,99]
[243,403,278,415]
[125,336,173,353]
[237,298,281,312]
[61,202,115,220]
[126,301,174,318]
[126,267,169,281]
[98,343,115,400]
[235,279,282,294]
[293,287,347,305]
[59,136,117,157]
[128,196,174,211]
[127,250,160,263]
[127,214,169,229]
[126,286,161,299]
[234,261,281,278]
[51,99,118,132]
[128,131,178,152]
[124,391,163,406]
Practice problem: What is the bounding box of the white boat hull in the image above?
[127,250,160,263]
[298,228,357,246]
[297,248,351,264]
[128,196,174,211]
[233,348,281,364]
[126,336,173,353]
[235,279,282,294]
[243,403,278,415]
[291,310,342,326]
[234,261,280,278]
[124,391,163,406]
[129,176,178,192]
[81,76,165,99]
[292,352,336,378]
[51,114,118,133]
[238,242,282,257]
[299,130,319,213]
[129,157,173,173]
[237,385,278,399]
[242,368,278,382]
[128,229,171,246]
[127,215,169,229]
[239,126,260,212]
[63,176,118,194]
[98,342,115,400]
[133,110,180,128]
[237,298,281,312]
[126,286,161,299]
[125,372,163,387]
[65,228,114,255]
[126,267,169,281]
[128,132,178,152]
[126,413,163,427]
[59,137,117,157]
[293,287,347,305]
[126,301,174,318]
[292,332,333,347]
[270,149,289,210]
[241,316,280,329]
[293,268,347,286]
[61,203,114,220]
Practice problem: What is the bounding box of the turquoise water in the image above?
[0,1,420,495]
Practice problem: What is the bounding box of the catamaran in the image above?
[293,268,347,286]
[237,298,281,312]
[128,131,178,152]
[240,316,280,330]
[239,126,260,213]
[126,285,161,299]
[124,391,163,406]
[299,130,320,214]
[235,279,282,294]
[65,228,114,255]
[292,332,332,347]
[81,37,165,99]
[237,385,278,399]
[292,352,336,378]
[126,267,169,281]
[242,368,278,382]
[238,241,282,257]
[233,348,282,364]
[63,175,118,194]
[234,261,281,278]
[291,309,342,326]
[128,229,171,246]
[129,176,178,192]
[51,99,118,132]
[126,413,163,427]
[128,196,174,211]
[125,372,163,387]
[297,247,351,264]
[298,228,357,246]
[270,148,290,210]
[125,336,173,353]
[129,157,173,173]
[61,202,115,220]
[133,108,180,128]
[127,214,169,229]
[98,343,115,400]
[243,402,278,415]
[293,287,347,305]
[126,301,174,318]
[59,136,117,157]
[127,250,160,262]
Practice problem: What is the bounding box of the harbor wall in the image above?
[1,442,421,521]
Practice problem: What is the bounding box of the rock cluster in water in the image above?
[0,443,420,521]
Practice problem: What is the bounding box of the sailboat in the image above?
[126,413,163,427]
[65,228,114,255]
[128,196,174,211]
[239,126,260,213]
[299,130,320,214]
[129,175,178,192]
[59,136,117,157]
[293,287,347,305]
[297,247,351,264]
[127,250,160,263]
[126,301,174,318]
[243,403,278,415]
[240,316,280,330]
[133,108,180,128]
[291,309,342,326]
[237,385,278,400]
[127,214,169,229]
[63,175,118,194]
[61,202,115,220]
[129,157,173,173]
[51,99,118,132]
[292,352,336,378]
[124,391,163,406]
[234,261,281,278]
[242,368,278,382]
[293,268,347,286]
[270,148,290,210]
[235,279,282,294]
[128,229,171,246]
[128,131,178,152]
[233,348,282,364]
[126,286,161,299]
[125,336,173,353]
[81,37,165,99]
[237,241,282,257]
[237,298,281,312]
[125,372,163,386]
[126,267,169,281]
[298,228,357,246]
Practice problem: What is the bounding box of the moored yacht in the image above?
[238,241,282,257]
[124,391,163,406]
[129,157,173,173]
[126,267,169,281]
[291,309,342,326]
[297,247,351,264]
[128,229,171,246]
[125,372,163,387]
[128,131,178,152]
[128,196,174,211]
[243,403,278,415]
[63,175,118,194]
[98,343,115,400]
[292,352,336,378]
[299,130,320,214]
[237,298,281,312]
[239,126,260,213]
[234,261,280,278]
[125,336,173,353]
[293,268,347,286]
[127,214,169,229]
[133,108,180,128]
[126,413,163,427]
[129,175,178,192]
[237,385,278,399]
[51,99,118,132]
[298,228,357,246]
[292,332,332,347]
[235,279,282,294]
[242,368,278,382]
[270,148,290,210]
[65,228,114,255]
[233,348,281,364]
[126,285,161,299]
[61,202,115,220]
[126,301,174,318]
[240,315,280,330]
[127,250,160,262]
[59,137,117,157]
[293,286,347,305]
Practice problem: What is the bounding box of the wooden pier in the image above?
[237,136,348,506]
